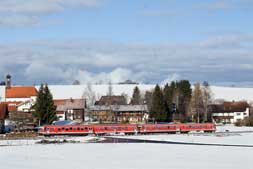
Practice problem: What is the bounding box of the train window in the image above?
[62,127,65,130]
[105,127,108,130]
[58,128,61,132]
[84,127,88,130]
[77,127,80,131]
[81,128,84,131]
[66,128,69,131]
[74,128,76,131]
[89,128,92,130]
[70,127,72,131]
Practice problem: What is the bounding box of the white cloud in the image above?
[160,73,180,85]
[0,0,99,26]
[0,15,39,26]
[1,33,253,85]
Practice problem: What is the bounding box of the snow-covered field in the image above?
[0,136,101,146]
[0,143,252,169]
[1,84,253,102]
[0,125,253,169]
[111,125,253,146]
[216,125,253,132]
[112,132,253,146]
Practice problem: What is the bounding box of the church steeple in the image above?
[6,74,11,89]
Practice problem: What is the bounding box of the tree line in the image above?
[33,80,212,126]
[130,80,212,123]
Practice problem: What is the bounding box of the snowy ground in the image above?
[1,125,253,169]
[111,125,253,146]
[0,136,101,146]
[216,125,253,132]
[0,143,252,169]
[112,132,253,146]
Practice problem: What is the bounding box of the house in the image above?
[2,75,38,129]
[4,74,38,103]
[88,104,149,124]
[0,103,7,133]
[95,95,127,105]
[5,86,38,102]
[54,98,86,122]
[209,101,250,124]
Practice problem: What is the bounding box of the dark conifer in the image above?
[150,84,167,122]
[131,86,142,105]
[34,84,57,125]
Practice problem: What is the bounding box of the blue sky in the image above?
[0,0,253,86]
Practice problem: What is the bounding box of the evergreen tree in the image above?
[163,83,173,122]
[144,91,153,111]
[34,84,57,125]
[150,85,167,122]
[177,80,192,122]
[130,86,142,104]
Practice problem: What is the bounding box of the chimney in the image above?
[6,74,11,89]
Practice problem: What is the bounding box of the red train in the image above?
[38,123,216,136]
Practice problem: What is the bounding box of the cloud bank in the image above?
[0,33,253,86]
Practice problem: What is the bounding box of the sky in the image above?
[0,0,253,86]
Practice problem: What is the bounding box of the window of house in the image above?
[237,113,241,116]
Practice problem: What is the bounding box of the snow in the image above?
[0,86,5,101]
[110,125,253,146]
[45,85,253,102]
[1,125,253,169]
[1,84,253,102]
[0,143,252,169]
[216,124,253,132]
[210,86,253,102]
[112,132,253,146]
[0,136,101,146]
[38,84,155,100]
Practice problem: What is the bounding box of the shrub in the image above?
[244,117,253,126]
[234,120,243,126]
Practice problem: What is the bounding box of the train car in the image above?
[38,123,216,136]
[179,123,216,133]
[38,125,93,136]
[92,124,138,135]
[139,124,179,134]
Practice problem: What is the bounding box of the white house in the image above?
[210,101,250,124]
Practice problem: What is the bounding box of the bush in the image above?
[234,120,243,126]
[244,117,253,126]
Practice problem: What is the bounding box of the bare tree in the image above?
[107,80,113,96]
[190,82,204,123]
[202,81,213,122]
[72,80,80,85]
[121,93,129,104]
[82,83,96,107]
